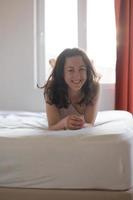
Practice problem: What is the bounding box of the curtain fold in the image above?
[115,0,133,113]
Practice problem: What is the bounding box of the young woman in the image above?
[44,48,100,130]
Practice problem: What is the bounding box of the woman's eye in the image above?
[68,69,74,72]
[80,68,86,71]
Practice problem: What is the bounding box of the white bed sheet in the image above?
[0,110,133,190]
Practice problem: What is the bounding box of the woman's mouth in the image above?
[72,80,82,87]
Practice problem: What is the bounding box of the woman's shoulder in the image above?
[92,81,100,102]
[96,81,100,91]
[92,80,100,94]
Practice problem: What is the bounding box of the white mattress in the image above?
[0,110,133,190]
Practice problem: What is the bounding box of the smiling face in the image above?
[64,56,87,93]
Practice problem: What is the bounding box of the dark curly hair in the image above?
[43,48,100,108]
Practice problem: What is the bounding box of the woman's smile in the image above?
[71,80,82,88]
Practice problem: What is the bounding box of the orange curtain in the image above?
[115,0,133,113]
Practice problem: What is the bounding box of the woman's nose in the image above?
[73,71,80,79]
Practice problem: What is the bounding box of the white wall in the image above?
[0,0,44,112]
[0,0,115,112]
[99,83,115,110]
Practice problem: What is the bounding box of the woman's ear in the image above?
[49,58,56,68]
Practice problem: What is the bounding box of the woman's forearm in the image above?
[48,118,67,130]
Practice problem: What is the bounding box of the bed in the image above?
[0,110,133,200]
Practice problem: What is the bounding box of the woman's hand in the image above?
[64,114,85,130]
